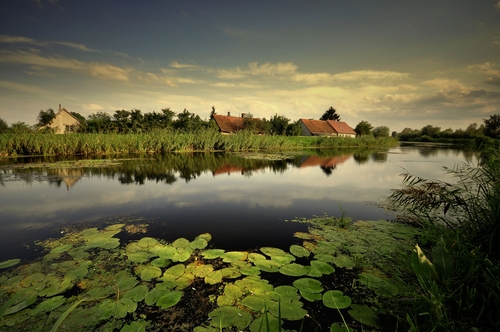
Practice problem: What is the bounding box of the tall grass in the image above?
[388,150,500,331]
[0,130,397,157]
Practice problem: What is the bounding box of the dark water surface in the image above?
[0,143,479,262]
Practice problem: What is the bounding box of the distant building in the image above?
[212,112,261,134]
[298,119,356,137]
[44,105,81,134]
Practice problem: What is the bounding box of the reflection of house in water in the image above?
[212,164,245,176]
[299,154,353,176]
[47,168,85,190]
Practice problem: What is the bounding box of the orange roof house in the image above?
[212,113,263,134]
[298,119,356,137]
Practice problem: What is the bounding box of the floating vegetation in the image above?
[0,215,419,331]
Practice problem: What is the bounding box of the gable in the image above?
[299,119,336,135]
[326,121,356,135]
[212,114,245,133]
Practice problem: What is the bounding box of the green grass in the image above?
[0,130,398,156]
[388,148,500,331]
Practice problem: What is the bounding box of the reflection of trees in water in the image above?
[320,165,336,176]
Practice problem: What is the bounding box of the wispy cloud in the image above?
[0,34,98,52]
[0,50,130,81]
[170,61,199,69]
[495,1,500,10]
[0,80,47,94]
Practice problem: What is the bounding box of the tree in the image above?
[269,114,290,135]
[354,121,373,136]
[10,121,33,133]
[320,107,341,121]
[464,123,484,138]
[86,112,113,133]
[421,125,441,138]
[372,126,390,138]
[286,120,302,136]
[36,108,56,127]
[484,114,500,138]
[174,109,204,132]
[0,117,8,133]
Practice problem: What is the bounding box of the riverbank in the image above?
[0,130,398,157]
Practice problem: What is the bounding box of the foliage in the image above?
[483,114,500,138]
[319,106,341,121]
[354,120,373,136]
[388,154,500,331]
[0,117,8,133]
[36,108,56,128]
[371,126,390,138]
[269,114,290,136]
[9,122,33,134]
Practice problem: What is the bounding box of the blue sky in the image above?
[1,0,499,132]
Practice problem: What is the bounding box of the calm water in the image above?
[0,143,479,262]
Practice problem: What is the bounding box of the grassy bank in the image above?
[0,130,398,156]
[389,149,500,331]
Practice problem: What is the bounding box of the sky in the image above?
[0,0,499,132]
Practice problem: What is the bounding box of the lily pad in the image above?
[224,284,243,300]
[292,278,323,293]
[127,251,155,263]
[137,237,159,248]
[279,263,309,277]
[0,258,21,269]
[270,254,295,265]
[289,245,310,258]
[156,290,183,309]
[204,270,223,285]
[220,251,248,263]
[123,284,149,302]
[139,265,162,281]
[348,304,380,328]
[208,306,252,329]
[120,320,151,332]
[220,267,241,279]
[201,249,225,259]
[310,260,335,275]
[249,314,283,332]
[50,244,73,254]
[260,247,286,257]
[189,238,208,250]
[254,259,282,273]
[248,253,267,262]
[322,290,352,309]
[32,295,66,313]
[172,238,190,248]
[241,294,275,312]
[269,299,307,320]
[300,290,322,302]
[332,255,355,269]
[155,245,178,259]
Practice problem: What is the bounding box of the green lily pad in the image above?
[279,263,309,277]
[306,268,323,278]
[151,257,171,268]
[208,306,252,329]
[120,320,151,332]
[189,238,208,250]
[241,294,275,312]
[239,266,261,276]
[273,285,299,300]
[300,290,322,302]
[249,314,283,332]
[172,238,190,248]
[260,247,286,257]
[310,260,335,275]
[67,248,90,261]
[2,294,37,316]
[314,253,335,263]
[348,304,380,328]
[220,267,241,279]
[115,272,139,292]
[155,245,178,259]
[224,284,244,300]
[145,287,168,306]
[33,295,66,313]
[193,264,214,278]
[20,273,46,287]
[50,244,73,254]
[322,290,352,309]
[332,255,355,269]
[220,251,248,263]
[204,270,223,285]
[248,253,267,262]
[235,277,273,295]
[217,294,234,307]
[289,245,310,258]
[270,254,295,265]
[156,291,183,309]
[115,297,137,318]
[292,278,323,293]
[137,237,159,248]
[195,233,212,242]
[123,284,148,302]
[128,251,155,263]
[269,299,307,320]
[39,276,72,297]
[330,323,351,332]
[163,264,185,279]
[172,247,191,262]
[254,259,282,273]
[140,265,162,281]
[201,249,225,259]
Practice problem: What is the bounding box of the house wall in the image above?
[48,110,80,134]
[299,120,313,136]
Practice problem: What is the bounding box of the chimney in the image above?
[227,112,231,116]
[59,104,61,109]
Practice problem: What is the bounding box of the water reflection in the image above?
[0,144,481,262]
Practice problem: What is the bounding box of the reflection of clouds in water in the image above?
[0,148,476,231]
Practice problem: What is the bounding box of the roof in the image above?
[299,119,336,135]
[299,154,352,168]
[300,119,356,135]
[326,120,357,135]
[212,114,245,133]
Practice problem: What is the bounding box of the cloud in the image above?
[495,1,500,10]
[170,61,199,69]
[0,80,47,94]
[331,70,408,82]
[216,62,298,80]
[0,34,98,52]
[81,103,104,111]
[483,76,500,86]
[54,42,99,52]
[0,50,130,81]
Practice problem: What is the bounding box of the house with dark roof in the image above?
[44,105,81,134]
[212,112,262,134]
[298,119,356,137]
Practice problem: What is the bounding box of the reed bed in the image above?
[0,130,396,157]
